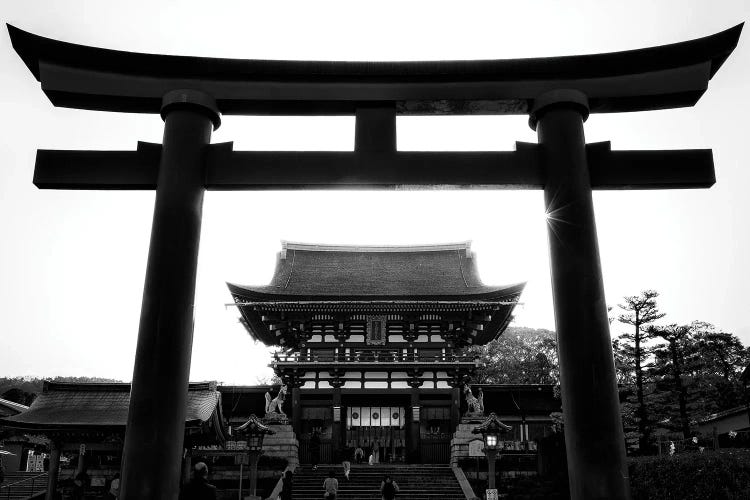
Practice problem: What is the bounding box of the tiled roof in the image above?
[0,381,221,430]
[0,397,29,416]
[698,405,749,424]
[228,241,523,300]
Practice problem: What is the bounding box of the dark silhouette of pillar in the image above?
[450,386,461,431]
[486,448,498,490]
[332,388,342,459]
[248,451,260,497]
[75,445,85,477]
[409,386,421,463]
[45,441,60,500]
[531,89,630,500]
[119,90,220,500]
[292,387,302,435]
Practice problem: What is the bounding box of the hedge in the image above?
[628,450,750,500]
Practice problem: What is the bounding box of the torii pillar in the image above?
[119,90,220,499]
[532,90,629,499]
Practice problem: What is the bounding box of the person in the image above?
[380,475,400,500]
[180,462,217,500]
[310,430,321,470]
[72,471,89,500]
[341,451,351,481]
[323,470,338,500]
[354,446,364,464]
[373,439,380,464]
[280,469,293,500]
[108,472,120,499]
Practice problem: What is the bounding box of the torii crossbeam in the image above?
[7,22,742,500]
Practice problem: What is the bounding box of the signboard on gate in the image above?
[486,488,498,500]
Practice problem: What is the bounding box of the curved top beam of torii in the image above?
[6,23,743,117]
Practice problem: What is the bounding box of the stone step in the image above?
[290,464,466,500]
[0,472,48,500]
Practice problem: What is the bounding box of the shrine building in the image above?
[227,241,558,465]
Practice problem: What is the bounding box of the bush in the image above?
[628,450,750,499]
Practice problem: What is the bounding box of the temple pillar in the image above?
[119,90,220,500]
[292,387,302,435]
[450,387,461,432]
[531,89,630,500]
[45,441,60,500]
[332,388,342,460]
[409,386,421,463]
[182,449,192,486]
[75,446,85,476]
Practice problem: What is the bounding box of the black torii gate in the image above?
[7,23,742,500]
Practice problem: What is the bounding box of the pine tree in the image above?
[617,290,665,453]
[647,324,692,438]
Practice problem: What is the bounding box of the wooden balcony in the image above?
[271,350,477,367]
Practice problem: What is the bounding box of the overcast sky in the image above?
[1,0,749,385]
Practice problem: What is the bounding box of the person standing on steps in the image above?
[380,475,399,500]
[280,469,293,500]
[323,470,339,500]
[354,445,364,464]
[341,448,351,481]
[107,472,120,499]
[373,439,380,464]
[180,462,217,500]
[310,429,321,470]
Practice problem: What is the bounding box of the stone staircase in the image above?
[0,471,48,499]
[290,464,466,500]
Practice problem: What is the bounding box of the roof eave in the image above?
[7,23,743,115]
[227,281,526,303]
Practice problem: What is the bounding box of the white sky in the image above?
[1,0,749,384]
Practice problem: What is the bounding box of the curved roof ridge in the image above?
[0,397,29,413]
[281,240,472,253]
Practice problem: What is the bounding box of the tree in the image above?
[468,327,559,385]
[1,387,36,406]
[617,290,665,453]
[681,322,750,417]
[647,324,692,438]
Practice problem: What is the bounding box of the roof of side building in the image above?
[0,381,224,433]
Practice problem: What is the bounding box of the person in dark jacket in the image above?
[180,462,217,500]
[310,430,321,470]
[280,469,293,500]
[380,474,399,500]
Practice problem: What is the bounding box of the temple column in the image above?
[450,387,461,431]
[292,387,302,435]
[45,440,60,500]
[332,387,342,460]
[75,445,85,477]
[531,89,630,500]
[409,385,421,463]
[119,90,220,500]
[181,434,194,485]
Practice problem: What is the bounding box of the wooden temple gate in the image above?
[6,22,743,499]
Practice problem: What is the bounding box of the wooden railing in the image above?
[0,473,47,500]
[420,439,452,464]
[298,438,334,464]
[273,351,476,364]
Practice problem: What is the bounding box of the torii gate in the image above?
[7,23,742,500]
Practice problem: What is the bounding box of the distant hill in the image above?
[505,326,556,338]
